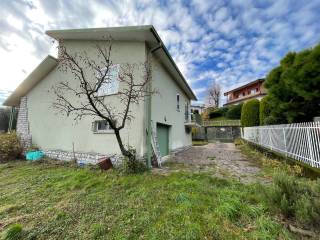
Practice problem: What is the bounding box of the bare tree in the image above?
[206,83,221,107]
[52,40,154,161]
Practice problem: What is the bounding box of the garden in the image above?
[1,133,320,239]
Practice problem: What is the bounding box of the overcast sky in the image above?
[0,0,319,104]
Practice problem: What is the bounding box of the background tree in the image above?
[264,43,320,123]
[52,41,154,162]
[241,99,260,127]
[206,83,221,107]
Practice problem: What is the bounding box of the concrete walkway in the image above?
[156,143,266,184]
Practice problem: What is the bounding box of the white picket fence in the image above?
[242,122,320,168]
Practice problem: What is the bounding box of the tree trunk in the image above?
[114,129,134,160]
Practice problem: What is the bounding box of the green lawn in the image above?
[0,159,296,239]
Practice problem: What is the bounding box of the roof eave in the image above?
[149,26,197,101]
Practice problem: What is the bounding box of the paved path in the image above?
[156,143,266,184]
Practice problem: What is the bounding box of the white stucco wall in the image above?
[27,40,147,157]
[151,56,192,151]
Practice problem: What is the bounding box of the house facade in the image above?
[190,103,205,114]
[3,26,197,165]
[223,79,267,106]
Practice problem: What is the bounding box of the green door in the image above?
[157,124,169,156]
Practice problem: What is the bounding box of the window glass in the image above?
[185,102,189,121]
[97,64,120,96]
[250,89,256,94]
[93,120,113,133]
[176,94,180,111]
[97,120,109,130]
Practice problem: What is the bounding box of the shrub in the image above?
[120,158,149,174]
[118,147,148,174]
[263,171,320,227]
[259,97,271,125]
[241,99,260,127]
[263,115,278,125]
[226,103,243,119]
[209,110,221,118]
[2,224,23,240]
[209,106,229,119]
[0,133,23,162]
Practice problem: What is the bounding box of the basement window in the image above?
[92,120,113,133]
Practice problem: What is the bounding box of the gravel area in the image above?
[156,143,267,184]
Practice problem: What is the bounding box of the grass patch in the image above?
[192,140,208,146]
[1,224,23,240]
[0,160,295,239]
[237,139,320,233]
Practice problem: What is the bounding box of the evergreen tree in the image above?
[264,43,320,123]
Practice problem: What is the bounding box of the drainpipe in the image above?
[146,43,162,168]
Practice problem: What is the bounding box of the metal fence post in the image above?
[268,129,272,150]
[282,128,287,158]
[306,127,315,168]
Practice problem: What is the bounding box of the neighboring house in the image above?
[223,79,267,106]
[191,103,205,114]
[3,26,197,164]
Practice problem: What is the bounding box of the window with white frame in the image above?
[176,94,180,111]
[185,102,189,122]
[97,64,120,96]
[92,120,113,133]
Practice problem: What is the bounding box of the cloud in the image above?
[0,0,319,105]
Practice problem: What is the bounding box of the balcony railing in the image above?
[226,91,265,104]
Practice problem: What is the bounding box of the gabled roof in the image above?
[47,25,196,100]
[3,56,58,106]
[4,25,197,107]
[223,79,265,96]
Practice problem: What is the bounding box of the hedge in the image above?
[241,99,260,127]
[226,103,243,119]
[259,97,271,125]
[208,106,229,119]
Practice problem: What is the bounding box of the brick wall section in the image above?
[43,149,123,166]
[16,96,32,149]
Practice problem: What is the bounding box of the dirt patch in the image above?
[155,143,268,184]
